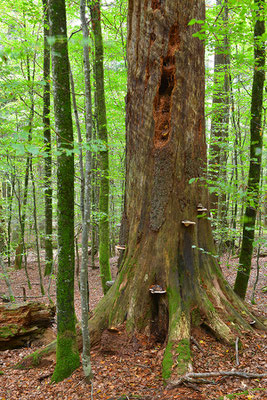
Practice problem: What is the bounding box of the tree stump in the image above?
[0,302,55,350]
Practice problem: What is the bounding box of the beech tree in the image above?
[88,0,265,382]
[234,0,265,299]
[49,0,80,383]
[90,1,112,294]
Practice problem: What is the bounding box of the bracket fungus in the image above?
[106,280,115,288]
[181,220,196,227]
[115,245,126,251]
[197,203,207,213]
[149,284,167,294]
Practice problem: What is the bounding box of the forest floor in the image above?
[0,250,266,400]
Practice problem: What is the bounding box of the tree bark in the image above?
[234,0,265,299]
[49,0,80,382]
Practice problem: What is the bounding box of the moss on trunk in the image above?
[50,0,80,382]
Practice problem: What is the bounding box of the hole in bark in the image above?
[153,58,175,146]
[158,59,175,96]
[153,24,179,148]
[201,322,216,337]
[150,291,168,342]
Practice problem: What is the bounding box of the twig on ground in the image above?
[14,295,56,299]
[91,380,94,400]
[235,337,239,366]
[190,336,204,352]
[134,363,153,370]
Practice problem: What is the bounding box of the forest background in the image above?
[0,0,266,398]
[0,0,266,283]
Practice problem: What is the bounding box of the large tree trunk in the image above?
[88,0,265,383]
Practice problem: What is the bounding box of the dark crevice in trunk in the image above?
[153,24,179,148]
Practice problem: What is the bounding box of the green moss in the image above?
[162,338,191,381]
[0,371,4,375]
[167,286,181,331]
[176,338,191,375]
[32,351,42,367]
[0,324,18,338]
[162,341,173,382]
[15,339,57,369]
[51,333,80,383]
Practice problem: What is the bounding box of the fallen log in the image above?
[0,302,55,350]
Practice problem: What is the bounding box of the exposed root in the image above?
[168,370,267,389]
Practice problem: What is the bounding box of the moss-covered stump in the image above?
[0,302,55,350]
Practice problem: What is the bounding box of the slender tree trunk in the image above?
[0,255,15,302]
[6,172,15,268]
[80,0,93,381]
[50,0,80,382]
[15,40,37,289]
[90,1,111,294]
[16,157,30,271]
[209,0,230,250]
[234,0,265,299]
[69,68,85,220]
[42,0,53,277]
[30,162,45,296]
[0,182,6,254]
[90,116,98,269]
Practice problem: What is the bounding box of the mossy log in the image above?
[0,302,55,350]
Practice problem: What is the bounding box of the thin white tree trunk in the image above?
[80,0,93,381]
